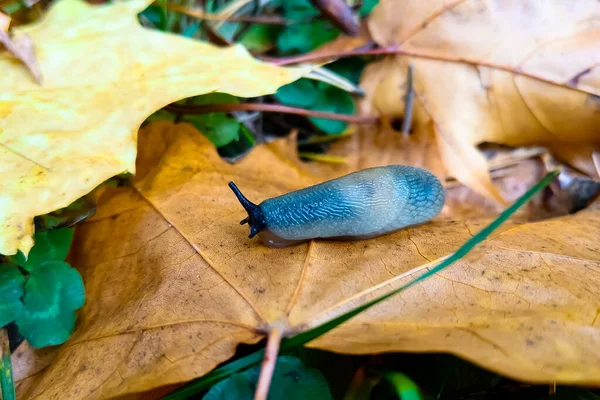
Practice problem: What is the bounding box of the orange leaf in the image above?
[13,121,600,398]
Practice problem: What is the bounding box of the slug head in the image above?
[228,182,266,239]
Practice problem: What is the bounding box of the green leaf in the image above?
[382,372,422,400]
[327,58,368,84]
[138,4,163,26]
[274,79,319,108]
[275,80,355,135]
[181,93,244,148]
[0,265,25,328]
[204,374,254,399]
[164,171,558,399]
[182,22,201,38]
[12,228,74,272]
[274,0,341,53]
[281,0,320,20]
[241,25,282,52]
[185,113,241,148]
[309,84,354,134]
[15,261,85,348]
[193,93,239,105]
[277,20,340,54]
[203,356,332,400]
[146,109,176,124]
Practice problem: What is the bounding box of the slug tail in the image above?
[228,182,266,239]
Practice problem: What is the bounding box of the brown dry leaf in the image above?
[13,121,600,398]
[0,0,307,257]
[0,11,42,83]
[361,0,600,203]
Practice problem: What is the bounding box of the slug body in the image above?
[229,165,444,248]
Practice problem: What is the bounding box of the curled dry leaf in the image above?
[0,12,42,84]
[13,121,600,399]
[0,0,307,257]
[360,0,600,203]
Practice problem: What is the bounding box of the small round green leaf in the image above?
[193,93,239,105]
[15,261,85,348]
[281,0,320,20]
[13,228,74,271]
[241,25,282,52]
[185,113,241,148]
[309,85,355,134]
[203,356,333,400]
[277,21,340,54]
[0,265,25,328]
[327,58,368,84]
[274,79,320,108]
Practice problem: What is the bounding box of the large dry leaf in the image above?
[360,0,600,202]
[13,121,600,399]
[0,0,306,257]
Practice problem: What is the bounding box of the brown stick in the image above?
[269,45,399,65]
[166,103,380,124]
[271,46,594,94]
[254,327,282,400]
[168,4,290,25]
[310,0,359,35]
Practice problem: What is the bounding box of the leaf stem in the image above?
[253,326,282,400]
[0,328,16,400]
[168,4,290,24]
[271,47,592,94]
[166,103,380,124]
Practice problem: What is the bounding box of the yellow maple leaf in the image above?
[0,0,307,256]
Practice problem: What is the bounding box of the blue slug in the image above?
[228,165,445,248]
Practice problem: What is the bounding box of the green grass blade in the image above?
[382,372,422,400]
[164,170,558,399]
[1,328,16,400]
[163,349,264,399]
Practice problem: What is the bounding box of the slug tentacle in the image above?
[228,166,445,247]
[228,182,266,238]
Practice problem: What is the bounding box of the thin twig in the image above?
[271,45,400,65]
[0,328,16,400]
[271,46,595,95]
[168,4,289,24]
[166,103,380,124]
[254,327,282,400]
[310,0,359,35]
[400,64,414,136]
[198,0,231,46]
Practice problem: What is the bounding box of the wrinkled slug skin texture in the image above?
[259,166,444,245]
